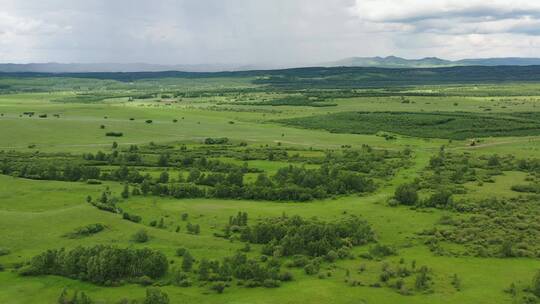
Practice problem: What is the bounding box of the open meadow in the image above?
[1,67,540,303]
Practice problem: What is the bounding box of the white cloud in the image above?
[1,0,540,65]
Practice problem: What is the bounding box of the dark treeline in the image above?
[5,65,540,88]
[20,245,168,286]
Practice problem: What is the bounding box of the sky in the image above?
[2,0,540,66]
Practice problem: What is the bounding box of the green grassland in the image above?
[1,69,540,304]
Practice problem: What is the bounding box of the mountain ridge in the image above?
[2,56,540,73]
[325,56,540,68]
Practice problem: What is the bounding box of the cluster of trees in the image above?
[204,137,229,145]
[105,132,123,137]
[64,223,105,239]
[176,251,292,292]
[424,150,524,188]
[1,144,409,203]
[238,215,375,257]
[364,260,434,295]
[421,197,540,258]
[130,163,375,202]
[20,246,168,285]
[57,287,170,304]
[0,161,101,182]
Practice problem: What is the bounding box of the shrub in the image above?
[133,229,149,243]
[532,269,540,297]
[123,212,142,223]
[65,223,105,238]
[369,244,397,258]
[105,132,123,137]
[210,282,226,293]
[394,183,418,205]
[263,279,281,288]
[304,263,320,275]
[176,247,187,257]
[144,287,169,304]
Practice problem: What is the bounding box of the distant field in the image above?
[278,111,540,139]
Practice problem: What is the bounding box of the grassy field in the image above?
[1,72,540,303]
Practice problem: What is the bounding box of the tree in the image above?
[141,179,151,195]
[133,229,149,243]
[57,288,68,304]
[451,274,461,291]
[211,282,226,294]
[198,259,210,280]
[159,171,169,183]
[500,241,514,258]
[415,266,430,290]
[112,141,118,149]
[532,269,540,297]
[121,184,130,199]
[182,251,194,272]
[144,287,169,304]
[157,154,169,167]
[394,183,418,205]
[187,169,201,183]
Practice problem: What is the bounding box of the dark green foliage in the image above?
[186,223,200,234]
[88,191,120,213]
[511,184,540,194]
[415,266,432,291]
[21,246,168,285]
[133,229,149,243]
[181,251,194,272]
[175,248,186,257]
[7,66,540,89]
[368,244,397,258]
[210,282,226,293]
[241,215,374,257]
[532,270,540,297]
[451,274,461,291]
[121,184,130,199]
[144,287,169,304]
[228,212,248,227]
[122,212,142,223]
[65,223,106,239]
[204,137,229,145]
[279,111,540,139]
[105,132,123,137]
[394,184,418,206]
[57,288,93,304]
[0,143,406,202]
[422,196,540,258]
[241,95,337,107]
[424,189,453,208]
[157,154,169,167]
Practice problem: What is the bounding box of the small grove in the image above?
[0,143,410,202]
[388,149,540,258]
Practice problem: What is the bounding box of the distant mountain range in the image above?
[324,56,540,68]
[2,56,540,73]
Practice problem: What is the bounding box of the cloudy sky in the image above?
[2,0,540,66]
